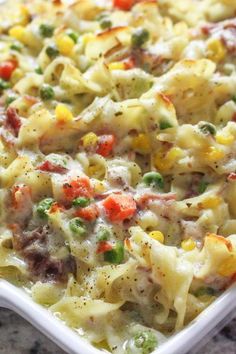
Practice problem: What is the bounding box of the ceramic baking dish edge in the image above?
[0,279,235,354]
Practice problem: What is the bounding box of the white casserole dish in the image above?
[0,279,235,354]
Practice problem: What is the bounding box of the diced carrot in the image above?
[36,161,68,174]
[63,176,93,201]
[49,202,65,213]
[74,204,99,221]
[96,241,113,254]
[96,135,115,157]
[102,193,136,222]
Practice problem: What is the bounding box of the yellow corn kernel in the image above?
[93,179,106,193]
[9,25,25,42]
[56,35,75,56]
[200,196,221,209]
[82,33,95,45]
[149,231,164,243]
[166,147,183,161]
[154,147,183,171]
[108,62,125,71]
[181,238,196,251]
[216,133,234,145]
[206,38,226,63]
[204,146,224,161]
[132,134,151,154]
[11,68,24,84]
[55,104,73,123]
[88,165,100,177]
[218,256,236,277]
[154,152,172,171]
[19,5,30,26]
[82,132,98,148]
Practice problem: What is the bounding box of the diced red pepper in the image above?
[5,107,21,137]
[74,204,99,221]
[113,0,133,10]
[36,160,68,174]
[63,176,94,201]
[102,193,136,222]
[96,241,113,254]
[0,60,18,81]
[96,134,115,157]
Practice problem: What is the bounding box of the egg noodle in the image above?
[0,0,236,353]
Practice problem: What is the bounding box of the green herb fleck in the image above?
[198,122,216,136]
[198,180,208,194]
[159,120,173,130]
[35,67,43,75]
[194,287,216,297]
[46,45,59,59]
[131,28,149,48]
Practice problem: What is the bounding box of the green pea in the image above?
[198,180,208,194]
[5,95,17,107]
[143,172,164,189]
[194,287,216,297]
[66,30,79,44]
[131,28,149,48]
[133,331,158,354]
[104,241,124,264]
[232,95,236,103]
[69,217,86,237]
[37,198,54,219]
[10,42,22,52]
[97,227,111,241]
[0,79,10,91]
[46,45,59,59]
[100,19,112,30]
[159,120,173,130]
[35,67,43,75]
[39,24,55,38]
[198,122,216,136]
[72,197,90,208]
[40,84,55,101]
